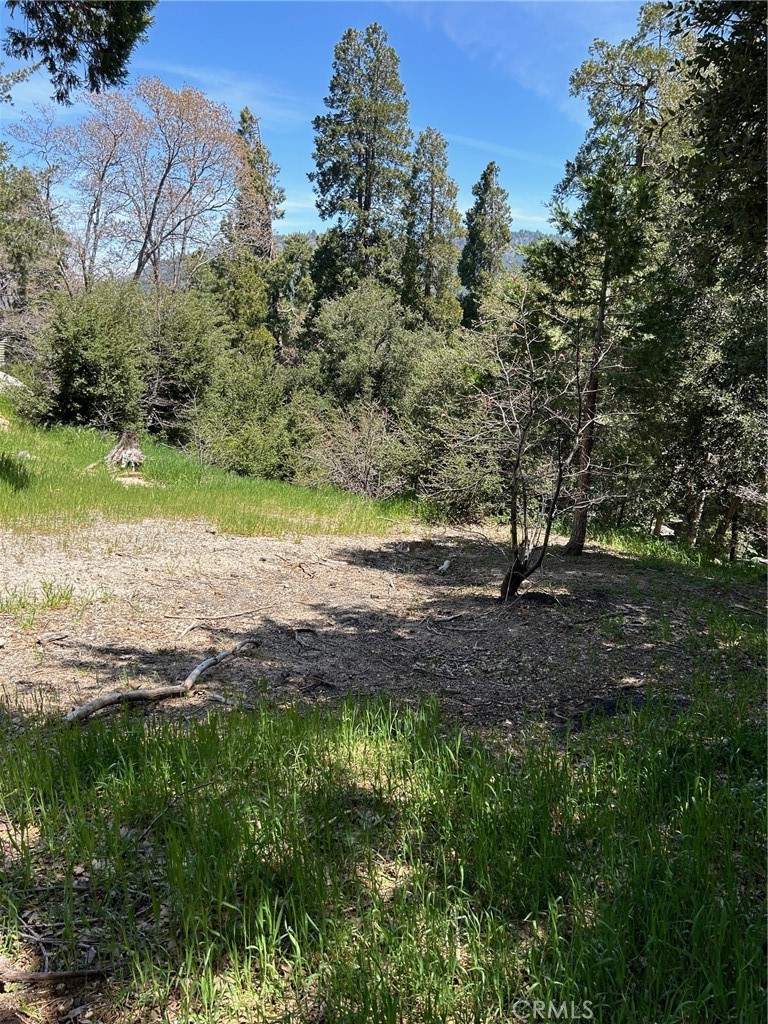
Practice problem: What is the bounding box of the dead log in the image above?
[65,640,258,722]
[105,430,145,470]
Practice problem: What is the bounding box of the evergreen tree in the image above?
[233,107,285,260]
[4,0,156,103]
[537,5,670,555]
[0,144,66,364]
[198,110,288,357]
[670,0,766,288]
[309,23,411,289]
[547,145,657,556]
[402,127,462,331]
[570,2,675,173]
[457,162,512,325]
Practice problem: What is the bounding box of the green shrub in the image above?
[42,280,149,429]
[309,279,420,408]
[200,347,320,479]
[143,286,231,442]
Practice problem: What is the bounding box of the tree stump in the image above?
[105,430,145,470]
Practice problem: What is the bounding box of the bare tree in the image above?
[123,78,241,286]
[8,106,76,295]
[480,292,581,599]
[11,77,243,290]
[425,287,582,600]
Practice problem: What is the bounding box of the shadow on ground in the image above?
[7,534,759,733]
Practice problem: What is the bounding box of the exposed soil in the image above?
[2,518,755,732]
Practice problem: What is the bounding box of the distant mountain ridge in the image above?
[506,229,551,268]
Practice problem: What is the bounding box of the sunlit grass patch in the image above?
[0,401,415,537]
[593,526,766,584]
[0,579,104,628]
[0,663,763,1022]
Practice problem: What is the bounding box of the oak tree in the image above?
[12,78,243,289]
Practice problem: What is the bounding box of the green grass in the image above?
[0,402,415,537]
[0,601,764,1023]
[593,527,766,584]
[0,579,107,628]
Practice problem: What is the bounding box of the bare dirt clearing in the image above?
[0,519,759,729]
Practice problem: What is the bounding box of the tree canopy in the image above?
[3,0,156,103]
[457,161,512,325]
[310,22,411,286]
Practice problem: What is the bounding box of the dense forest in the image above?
[1,1,765,579]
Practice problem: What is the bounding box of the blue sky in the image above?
[2,1,643,233]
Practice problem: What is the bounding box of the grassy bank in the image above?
[0,595,764,1023]
[0,402,414,537]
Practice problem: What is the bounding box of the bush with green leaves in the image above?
[200,345,320,480]
[396,334,506,519]
[308,279,420,409]
[143,286,231,442]
[24,281,232,439]
[40,280,150,430]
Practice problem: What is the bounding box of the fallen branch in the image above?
[164,606,265,622]
[167,608,266,639]
[0,964,106,985]
[64,640,258,723]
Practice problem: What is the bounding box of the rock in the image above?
[0,370,25,391]
[37,632,69,645]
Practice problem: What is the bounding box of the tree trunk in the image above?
[686,492,705,546]
[712,495,742,550]
[105,430,145,470]
[500,559,527,601]
[614,462,630,529]
[729,507,739,563]
[564,257,610,557]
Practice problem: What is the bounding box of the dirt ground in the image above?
[2,517,751,732]
[0,519,763,1022]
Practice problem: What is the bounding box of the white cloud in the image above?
[2,69,90,123]
[282,197,317,213]
[396,1,641,127]
[1,57,311,137]
[510,206,552,228]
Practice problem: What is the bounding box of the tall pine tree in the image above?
[233,107,285,260]
[402,127,462,331]
[310,23,411,289]
[457,162,512,325]
[554,8,668,554]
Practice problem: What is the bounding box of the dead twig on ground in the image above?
[165,606,266,638]
[0,963,107,985]
[164,606,265,622]
[64,640,259,722]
